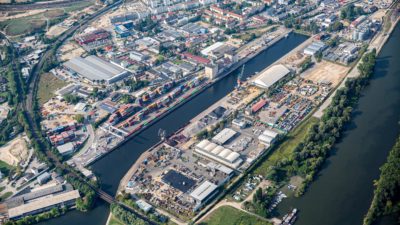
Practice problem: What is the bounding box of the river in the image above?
[277,24,400,225]
[41,32,309,225]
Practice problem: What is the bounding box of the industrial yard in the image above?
[1,0,396,224]
[119,27,362,223]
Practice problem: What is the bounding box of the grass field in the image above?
[254,116,319,177]
[0,191,13,201]
[63,1,94,13]
[108,215,125,225]
[201,206,272,225]
[37,73,67,105]
[0,9,66,36]
[0,160,14,177]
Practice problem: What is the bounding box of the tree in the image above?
[74,114,85,123]
[63,94,81,104]
[329,21,344,32]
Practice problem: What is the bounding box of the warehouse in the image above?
[135,199,152,213]
[303,41,326,56]
[253,64,291,89]
[190,180,218,211]
[195,140,242,169]
[162,170,196,193]
[212,128,237,145]
[8,190,80,219]
[57,142,75,156]
[64,56,131,84]
[258,129,279,146]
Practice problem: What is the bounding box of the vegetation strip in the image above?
[259,50,377,196]
[363,135,400,225]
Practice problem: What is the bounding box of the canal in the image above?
[41,32,308,225]
[277,24,400,225]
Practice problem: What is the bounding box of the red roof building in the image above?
[251,99,267,113]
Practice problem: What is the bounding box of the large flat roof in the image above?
[8,190,80,219]
[253,64,290,89]
[190,181,218,202]
[161,170,196,193]
[64,56,127,82]
[212,128,237,145]
[201,42,225,56]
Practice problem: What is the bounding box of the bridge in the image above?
[84,182,157,225]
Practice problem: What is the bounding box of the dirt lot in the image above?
[59,41,85,61]
[300,60,350,86]
[0,136,29,166]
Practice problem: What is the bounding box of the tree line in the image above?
[4,206,66,225]
[363,136,400,225]
[265,50,377,196]
[65,175,97,212]
[243,186,278,218]
[110,203,150,225]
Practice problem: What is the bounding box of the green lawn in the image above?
[0,160,14,177]
[0,9,66,36]
[0,191,13,201]
[201,206,272,225]
[254,116,319,177]
[37,73,68,105]
[108,215,125,225]
[63,1,94,13]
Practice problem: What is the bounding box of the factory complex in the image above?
[63,55,131,84]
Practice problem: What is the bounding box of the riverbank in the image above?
[363,135,400,225]
[72,27,292,170]
[33,31,307,225]
[116,35,314,198]
[276,16,400,225]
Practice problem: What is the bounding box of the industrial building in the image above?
[303,41,326,56]
[258,129,279,146]
[36,172,51,185]
[195,139,242,169]
[6,184,80,220]
[136,199,152,213]
[162,170,196,193]
[64,56,131,84]
[253,64,290,89]
[8,190,80,219]
[212,128,237,145]
[129,51,149,62]
[190,180,218,211]
[56,142,75,156]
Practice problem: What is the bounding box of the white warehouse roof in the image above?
[258,134,274,145]
[8,190,80,219]
[212,128,237,145]
[190,181,218,203]
[262,129,279,138]
[258,128,279,146]
[253,64,290,89]
[195,140,242,169]
[201,42,224,56]
[64,56,130,84]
